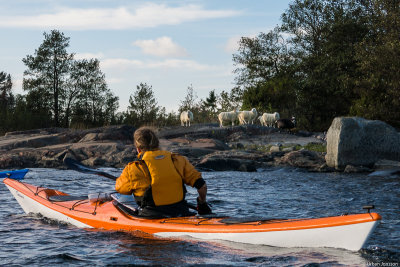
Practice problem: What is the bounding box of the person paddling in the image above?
[115,127,212,218]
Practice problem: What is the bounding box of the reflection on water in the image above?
[0,167,399,266]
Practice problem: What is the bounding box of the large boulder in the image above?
[325,117,400,169]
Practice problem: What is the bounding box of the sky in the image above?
[0,0,292,113]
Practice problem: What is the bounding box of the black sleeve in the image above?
[193,178,205,189]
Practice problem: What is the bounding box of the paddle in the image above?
[64,158,117,180]
[63,158,199,212]
[0,169,29,180]
[368,168,400,177]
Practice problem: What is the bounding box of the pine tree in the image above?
[126,83,160,126]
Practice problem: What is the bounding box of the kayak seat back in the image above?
[113,200,139,217]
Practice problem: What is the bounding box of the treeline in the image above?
[121,83,241,127]
[1,0,399,133]
[0,29,241,133]
[0,30,120,133]
[236,0,400,130]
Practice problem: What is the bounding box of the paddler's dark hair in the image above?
[134,127,159,151]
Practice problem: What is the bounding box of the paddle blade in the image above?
[0,169,29,180]
[63,158,117,180]
[368,168,400,177]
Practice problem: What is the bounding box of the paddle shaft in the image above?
[64,158,117,180]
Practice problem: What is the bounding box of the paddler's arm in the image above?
[115,162,148,195]
[194,179,212,215]
[115,164,134,195]
[193,178,207,203]
[171,153,203,188]
[172,153,212,214]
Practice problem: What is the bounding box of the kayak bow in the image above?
[3,178,381,251]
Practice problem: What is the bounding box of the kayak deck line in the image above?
[3,178,382,251]
[6,179,98,216]
[155,213,381,231]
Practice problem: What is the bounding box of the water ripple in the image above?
[0,168,399,266]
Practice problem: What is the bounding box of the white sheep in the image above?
[238,108,258,125]
[218,110,238,127]
[258,116,264,125]
[259,112,280,127]
[180,110,193,127]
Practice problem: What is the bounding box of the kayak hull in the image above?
[3,178,381,251]
[156,220,378,251]
[5,182,91,228]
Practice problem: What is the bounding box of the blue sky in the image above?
[0,0,292,112]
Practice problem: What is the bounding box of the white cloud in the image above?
[74,52,104,60]
[11,78,24,94]
[101,58,220,71]
[224,33,260,54]
[100,58,144,69]
[133,37,187,58]
[224,36,242,53]
[0,4,240,30]
[146,59,215,71]
[105,77,124,84]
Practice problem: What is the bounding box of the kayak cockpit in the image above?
[48,195,88,202]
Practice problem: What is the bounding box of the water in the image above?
[1,167,399,266]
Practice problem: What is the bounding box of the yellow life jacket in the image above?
[140,150,184,206]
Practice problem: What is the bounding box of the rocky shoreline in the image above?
[0,124,332,172]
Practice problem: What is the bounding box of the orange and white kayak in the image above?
[3,178,381,251]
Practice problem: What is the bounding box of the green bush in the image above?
[303,143,326,153]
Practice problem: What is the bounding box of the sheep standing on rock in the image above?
[259,112,280,127]
[276,116,296,132]
[218,110,238,127]
[180,110,194,127]
[238,108,258,125]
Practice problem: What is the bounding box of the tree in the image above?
[126,83,160,126]
[230,87,244,110]
[103,92,120,125]
[203,89,217,113]
[161,110,180,126]
[241,77,296,117]
[351,0,400,126]
[179,84,198,112]
[25,90,53,129]
[233,27,296,118]
[0,71,14,132]
[64,59,86,127]
[280,0,370,129]
[232,0,381,130]
[233,27,291,89]
[218,90,233,111]
[70,59,118,127]
[22,30,73,127]
[196,90,217,122]
[0,71,13,112]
